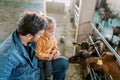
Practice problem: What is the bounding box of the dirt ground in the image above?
[47,11,87,80]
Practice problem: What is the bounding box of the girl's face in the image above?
[44,26,56,38]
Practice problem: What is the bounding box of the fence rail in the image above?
[90,22,120,62]
[73,5,79,27]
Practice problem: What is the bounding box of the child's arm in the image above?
[52,37,58,51]
[51,37,61,59]
[50,50,61,60]
[36,39,53,60]
[37,53,53,60]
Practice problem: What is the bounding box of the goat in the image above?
[112,26,120,36]
[107,12,118,24]
[69,51,120,80]
[73,41,90,50]
[99,13,109,28]
[73,40,105,57]
[100,52,120,80]
[69,50,91,65]
[69,50,112,80]
[111,26,120,41]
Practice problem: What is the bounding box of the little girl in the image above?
[36,16,61,80]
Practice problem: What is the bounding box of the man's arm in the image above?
[0,54,14,79]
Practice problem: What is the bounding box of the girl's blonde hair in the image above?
[46,16,56,30]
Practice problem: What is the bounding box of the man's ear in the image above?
[26,34,33,40]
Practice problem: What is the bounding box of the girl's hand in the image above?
[50,50,57,55]
[44,54,53,60]
[53,51,61,60]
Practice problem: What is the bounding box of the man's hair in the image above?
[17,11,47,35]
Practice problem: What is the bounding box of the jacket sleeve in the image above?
[0,54,14,79]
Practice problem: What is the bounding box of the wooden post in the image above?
[74,0,97,54]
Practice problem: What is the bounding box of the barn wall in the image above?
[75,0,96,42]
[74,0,96,54]
[0,0,46,43]
[107,0,120,13]
[46,1,65,14]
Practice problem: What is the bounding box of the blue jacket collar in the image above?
[13,31,37,67]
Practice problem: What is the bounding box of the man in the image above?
[0,11,69,80]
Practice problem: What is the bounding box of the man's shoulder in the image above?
[0,39,16,55]
[0,36,23,64]
[0,32,17,55]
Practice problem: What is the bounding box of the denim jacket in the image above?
[0,31,40,80]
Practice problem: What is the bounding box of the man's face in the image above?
[32,29,44,42]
